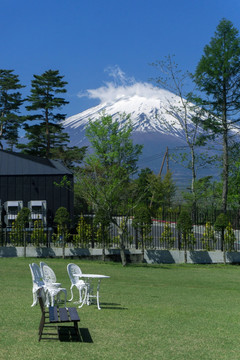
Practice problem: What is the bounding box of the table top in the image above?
[73,274,110,279]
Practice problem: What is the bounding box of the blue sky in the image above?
[1,0,240,118]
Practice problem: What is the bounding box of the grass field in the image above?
[1,258,240,360]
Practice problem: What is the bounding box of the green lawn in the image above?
[1,258,240,360]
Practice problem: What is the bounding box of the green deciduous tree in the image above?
[214,212,230,263]
[0,69,24,149]
[54,206,71,258]
[133,168,176,214]
[177,210,195,263]
[132,205,152,261]
[193,19,240,213]
[149,171,176,215]
[133,168,153,207]
[77,114,143,266]
[151,55,207,219]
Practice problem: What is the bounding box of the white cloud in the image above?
[77,66,169,104]
[104,65,135,86]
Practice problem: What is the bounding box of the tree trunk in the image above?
[141,229,144,263]
[62,232,65,259]
[135,228,139,249]
[119,233,127,266]
[221,85,228,214]
[45,108,50,158]
[190,145,197,223]
[184,235,187,263]
[102,246,106,262]
[222,131,228,213]
[221,227,226,264]
[23,230,26,258]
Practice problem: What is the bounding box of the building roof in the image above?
[0,150,73,176]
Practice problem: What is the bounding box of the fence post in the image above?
[24,230,26,258]
[177,231,181,251]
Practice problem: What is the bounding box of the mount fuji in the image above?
[63,84,218,186]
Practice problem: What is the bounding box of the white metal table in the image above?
[74,274,110,310]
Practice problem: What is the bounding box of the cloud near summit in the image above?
[77,66,165,105]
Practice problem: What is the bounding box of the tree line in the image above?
[151,18,240,216]
[0,69,86,169]
[2,18,240,226]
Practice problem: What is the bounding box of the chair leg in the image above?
[62,289,67,307]
[68,286,74,302]
[31,290,38,307]
[39,314,45,341]
[97,280,101,310]
[45,291,50,307]
[78,286,87,308]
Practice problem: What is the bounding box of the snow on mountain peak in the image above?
[62,77,220,183]
[63,83,195,139]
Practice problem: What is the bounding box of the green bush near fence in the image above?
[2,209,240,251]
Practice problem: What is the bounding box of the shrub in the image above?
[201,222,216,250]
[160,222,175,249]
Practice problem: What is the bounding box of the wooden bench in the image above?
[38,293,80,341]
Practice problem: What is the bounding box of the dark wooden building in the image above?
[0,150,74,226]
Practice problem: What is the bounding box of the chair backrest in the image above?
[40,262,57,284]
[29,263,44,286]
[67,263,83,285]
[39,261,47,277]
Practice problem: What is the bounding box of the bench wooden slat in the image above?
[58,307,69,322]
[49,306,59,322]
[68,307,80,321]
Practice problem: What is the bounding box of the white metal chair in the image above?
[40,262,67,307]
[29,263,46,307]
[67,263,89,308]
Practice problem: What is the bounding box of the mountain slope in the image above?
[64,88,198,142]
[63,87,218,185]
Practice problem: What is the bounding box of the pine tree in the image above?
[23,69,69,158]
[193,19,240,212]
[0,69,24,149]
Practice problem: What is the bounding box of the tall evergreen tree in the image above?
[23,69,69,158]
[193,19,240,212]
[0,69,24,149]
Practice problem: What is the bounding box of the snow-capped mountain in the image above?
[63,86,217,185]
[64,87,198,143]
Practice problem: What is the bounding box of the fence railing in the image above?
[1,209,240,252]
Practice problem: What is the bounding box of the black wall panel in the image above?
[0,174,74,226]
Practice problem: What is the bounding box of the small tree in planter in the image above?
[214,213,229,264]
[225,222,236,252]
[160,222,175,249]
[73,215,93,248]
[177,210,195,263]
[31,219,47,247]
[132,205,152,261]
[10,207,30,256]
[94,209,111,261]
[54,207,70,258]
[201,221,217,251]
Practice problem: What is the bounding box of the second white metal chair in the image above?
[67,263,89,308]
[40,262,67,307]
